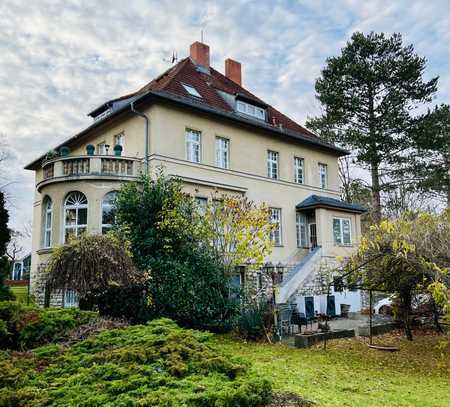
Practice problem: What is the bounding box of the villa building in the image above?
[26,42,365,315]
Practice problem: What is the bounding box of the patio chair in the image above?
[278,304,295,336]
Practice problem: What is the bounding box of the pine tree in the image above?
[306,32,438,222]
[409,104,450,207]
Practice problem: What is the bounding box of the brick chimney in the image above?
[225,58,242,86]
[190,41,210,69]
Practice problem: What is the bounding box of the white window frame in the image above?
[215,137,230,169]
[64,289,79,308]
[333,217,352,246]
[269,208,282,246]
[267,150,279,179]
[64,192,88,243]
[12,262,23,280]
[97,142,107,155]
[43,197,53,248]
[294,157,305,184]
[319,163,328,189]
[101,191,117,234]
[186,129,201,163]
[236,100,266,120]
[296,213,308,247]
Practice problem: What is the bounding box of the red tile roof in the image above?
[110,57,321,142]
[26,57,347,170]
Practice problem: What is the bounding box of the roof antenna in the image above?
[163,50,178,64]
[201,29,204,43]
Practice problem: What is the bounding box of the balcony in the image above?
[37,155,142,191]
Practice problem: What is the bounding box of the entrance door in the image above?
[309,223,317,250]
[326,295,336,317]
[305,297,314,319]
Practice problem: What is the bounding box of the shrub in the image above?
[115,174,239,331]
[238,299,273,341]
[0,318,272,406]
[89,284,152,324]
[0,301,97,350]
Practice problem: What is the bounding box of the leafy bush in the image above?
[115,174,239,331]
[0,301,97,350]
[238,300,273,341]
[0,318,272,406]
[88,284,152,324]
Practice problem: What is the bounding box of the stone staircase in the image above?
[276,246,322,304]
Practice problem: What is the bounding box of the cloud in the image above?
[0,0,449,249]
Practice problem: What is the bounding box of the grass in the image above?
[213,329,450,407]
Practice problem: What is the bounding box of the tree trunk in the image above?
[371,163,382,223]
[431,299,444,334]
[400,289,413,341]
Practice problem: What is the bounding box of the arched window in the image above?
[64,192,88,242]
[101,191,117,234]
[43,197,53,248]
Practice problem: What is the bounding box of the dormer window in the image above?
[182,83,202,98]
[236,100,265,120]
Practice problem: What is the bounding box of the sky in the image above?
[0,0,449,251]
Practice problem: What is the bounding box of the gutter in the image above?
[130,102,149,174]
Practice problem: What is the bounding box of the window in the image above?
[294,157,304,184]
[215,137,229,169]
[114,133,124,153]
[182,83,202,98]
[319,163,327,189]
[296,213,308,247]
[97,142,107,155]
[64,289,78,308]
[12,262,22,280]
[186,129,201,163]
[333,217,352,245]
[267,151,279,179]
[64,192,88,242]
[101,191,117,234]
[195,197,208,216]
[269,208,282,246]
[236,100,266,120]
[43,197,53,248]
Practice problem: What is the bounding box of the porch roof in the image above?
[296,195,366,214]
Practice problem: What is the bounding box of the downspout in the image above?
[130,101,149,174]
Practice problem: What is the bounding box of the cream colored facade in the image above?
[28,98,362,307]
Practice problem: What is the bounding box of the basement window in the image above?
[182,83,202,98]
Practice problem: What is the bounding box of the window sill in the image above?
[334,244,353,248]
[37,247,54,255]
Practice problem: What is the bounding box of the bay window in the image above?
[43,197,53,248]
[64,191,88,242]
[101,191,117,234]
[333,217,352,245]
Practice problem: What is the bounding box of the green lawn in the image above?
[213,330,450,407]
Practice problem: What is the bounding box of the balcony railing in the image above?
[38,155,142,191]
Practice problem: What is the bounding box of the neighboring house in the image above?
[5,253,31,303]
[25,42,365,313]
[11,253,31,281]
